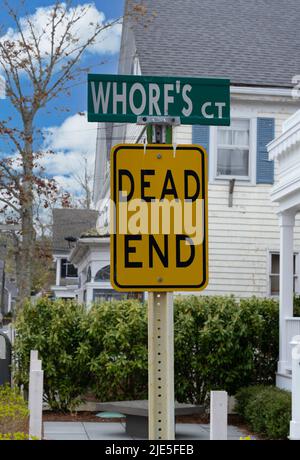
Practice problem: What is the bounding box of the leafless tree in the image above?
[71,154,93,209]
[0,0,122,307]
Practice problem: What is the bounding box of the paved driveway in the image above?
[43,422,254,440]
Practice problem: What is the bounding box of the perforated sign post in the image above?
[88,73,230,440]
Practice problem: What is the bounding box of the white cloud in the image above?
[90,22,122,55]
[53,174,83,196]
[42,112,97,196]
[44,111,96,155]
[0,3,122,58]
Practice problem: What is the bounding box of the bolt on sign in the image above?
[88,74,230,126]
[110,144,208,291]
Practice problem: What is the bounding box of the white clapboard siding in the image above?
[125,123,145,143]
[175,103,300,298]
[92,97,300,299]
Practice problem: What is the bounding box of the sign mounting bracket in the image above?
[137,116,181,126]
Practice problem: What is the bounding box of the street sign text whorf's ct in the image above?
[88,74,230,126]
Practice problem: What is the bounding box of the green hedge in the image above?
[235,386,291,439]
[13,298,90,412]
[83,300,148,401]
[13,295,282,411]
[174,295,279,403]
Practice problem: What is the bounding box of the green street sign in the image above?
[88,74,230,125]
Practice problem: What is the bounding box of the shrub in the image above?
[84,300,148,401]
[235,385,291,439]
[174,295,262,404]
[0,432,38,440]
[13,295,284,408]
[13,298,90,412]
[0,385,29,435]
[239,297,279,385]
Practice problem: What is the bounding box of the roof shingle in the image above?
[127,0,300,88]
[52,208,98,252]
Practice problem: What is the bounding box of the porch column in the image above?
[56,258,62,287]
[278,210,295,374]
[86,287,94,308]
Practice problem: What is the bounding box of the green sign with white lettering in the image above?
[88,74,230,125]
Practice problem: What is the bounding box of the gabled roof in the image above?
[125,0,300,88]
[52,208,98,253]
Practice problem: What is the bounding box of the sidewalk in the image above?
[43,422,255,440]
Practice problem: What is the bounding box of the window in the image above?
[216,119,250,179]
[92,289,144,303]
[95,265,110,282]
[86,266,92,283]
[93,289,125,302]
[61,259,78,278]
[269,252,297,296]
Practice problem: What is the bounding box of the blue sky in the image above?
[0,0,125,200]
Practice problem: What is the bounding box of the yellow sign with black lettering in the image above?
[110,144,208,291]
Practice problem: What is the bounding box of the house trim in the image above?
[231,86,293,98]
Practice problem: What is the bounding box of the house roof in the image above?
[126,0,300,88]
[52,208,98,252]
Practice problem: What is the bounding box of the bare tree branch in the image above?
[0,0,128,308]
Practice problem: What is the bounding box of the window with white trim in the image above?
[95,265,110,282]
[216,119,250,179]
[61,258,78,278]
[269,252,297,296]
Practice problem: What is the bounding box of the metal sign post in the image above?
[110,121,208,440]
[88,72,229,441]
[147,122,174,440]
[148,291,174,439]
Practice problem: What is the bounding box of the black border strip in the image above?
[113,145,207,289]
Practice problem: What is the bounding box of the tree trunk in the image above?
[17,206,34,307]
[16,117,35,310]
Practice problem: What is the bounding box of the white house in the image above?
[90,0,300,300]
[67,0,300,314]
[268,109,300,390]
[51,208,98,300]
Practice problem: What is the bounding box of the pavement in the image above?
[43,422,255,440]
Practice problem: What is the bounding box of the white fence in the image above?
[28,350,44,440]
[285,317,300,370]
[210,391,228,440]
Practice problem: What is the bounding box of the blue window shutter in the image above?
[256,118,275,184]
[192,125,210,154]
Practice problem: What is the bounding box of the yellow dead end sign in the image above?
[110,144,208,291]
